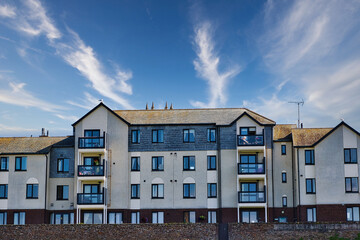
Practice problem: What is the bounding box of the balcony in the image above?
[78,165,104,176]
[77,193,104,205]
[78,137,105,149]
[238,162,265,174]
[238,191,266,203]
[237,135,264,146]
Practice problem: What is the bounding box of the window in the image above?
[83,212,102,224]
[14,212,25,225]
[183,183,195,198]
[108,212,123,224]
[152,129,164,143]
[207,156,216,170]
[345,177,359,193]
[281,145,286,155]
[208,211,216,223]
[0,185,7,199]
[50,213,74,224]
[15,157,27,171]
[152,184,164,199]
[305,150,315,165]
[183,129,195,143]
[131,130,140,143]
[26,184,38,199]
[347,207,360,222]
[56,185,69,200]
[307,208,316,222]
[131,184,140,199]
[240,127,256,136]
[207,183,217,198]
[0,157,8,171]
[183,156,195,171]
[282,172,287,183]
[241,210,258,223]
[207,128,216,142]
[239,155,264,174]
[57,158,69,173]
[282,196,287,207]
[152,212,164,224]
[184,211,196,223]
[84,130,100,137]
[345,149,357,163]
[152,156,164,171]
[131,157,140,171]
[0,212,6,225]
[84,157,100,166]
[306,179,316,194]
[131,212,140,224]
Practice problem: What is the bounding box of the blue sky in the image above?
[1,0,360,136]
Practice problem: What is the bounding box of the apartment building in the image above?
[0,102,359,224]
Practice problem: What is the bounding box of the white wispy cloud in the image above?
[0,4,16,18]
[66,92,101,110]
[248,0,360,128]
[0,123,36,133]
[54,114,78,122]
[191,21,241,108]
[0,81,65,112]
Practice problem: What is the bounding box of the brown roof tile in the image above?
[292,128,332,147]
[274,124,297,141]
[114,108,275,126]
[0,136,73,155]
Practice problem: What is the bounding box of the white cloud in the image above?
[191,21,241,108]
[66,92,101,110]
[55,114,78,122]
[0,4,16,18]
[0,81,65,112]
[0,123,36,132]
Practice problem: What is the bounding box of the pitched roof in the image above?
[114,108,275,126]
[273,124,297,141]
[0,136,73,155]
[291,128,332,147]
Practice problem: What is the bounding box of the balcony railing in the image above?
[238,135,264,146]
[238,190,266,203]
[78,136,105,149]
[78,165,104,176]
[77,193,104,205]
[238,162,265,174]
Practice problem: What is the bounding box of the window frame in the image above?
[108,212,123,224]
[151,184,164,199]
[0,212,7,225]
[347,207,360,222]
[152,212,164,224]
[13,212,25,225]
[131,157,140,171]
[131,130,140,144]
[26,184,39,199]
[240,127,256,136]
[207,128,216,142]
[344,148,358,164]
[15,156,27,171]
[305,150,315,165]
[183,183,196,199]
[183,211,196,223]
[56,185,69,200]
[50,213,74,224]
[281,145,286,155]
[208,211,217,223]
[0,157,9,171]
[306,178,316,194]
[282,196,287,207]
[0,184,8,199]
[345,177,359,193]
[57,158,69,173]
[152,129,164,143]
[183,156,196,171]
[84,129,100,137]
[306,208,316,222]
[207,156,216,170]
[131,184,140,199]
[131,212,140,224]
[183,129,195,143]
[207,183,217,198]
[282,172,287,183]
[152,156,164,171]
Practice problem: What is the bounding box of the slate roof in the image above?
[291,128,332,147]
[0,136,74,155]
[114,108,275,126]
[273,124,297,142]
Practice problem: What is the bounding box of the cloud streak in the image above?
[0,4,16,18]
[191,21,240,108]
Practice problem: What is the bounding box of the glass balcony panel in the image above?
[78,165,104,176]
[238,163,265,174]
[78,137,105,148]
[238,135,264,146]
[77,193,104,204]
[238,191,266,203]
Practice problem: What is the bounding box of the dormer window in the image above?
[240,127,256,136]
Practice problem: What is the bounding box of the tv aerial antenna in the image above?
[288,99,304,128]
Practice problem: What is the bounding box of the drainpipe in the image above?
[216,126,222,223]
[297,148,301,222]
[44,153,49,223]
[292,144,296,222]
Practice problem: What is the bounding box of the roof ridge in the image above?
[114,107,247,112]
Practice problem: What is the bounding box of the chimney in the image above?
[301,123,303,128]
[165,102,168,110]
[40,128,46,137]
[47,130,49,136]
[170,103,173,110]
[151,102,154,110]
[146,103,149,110]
